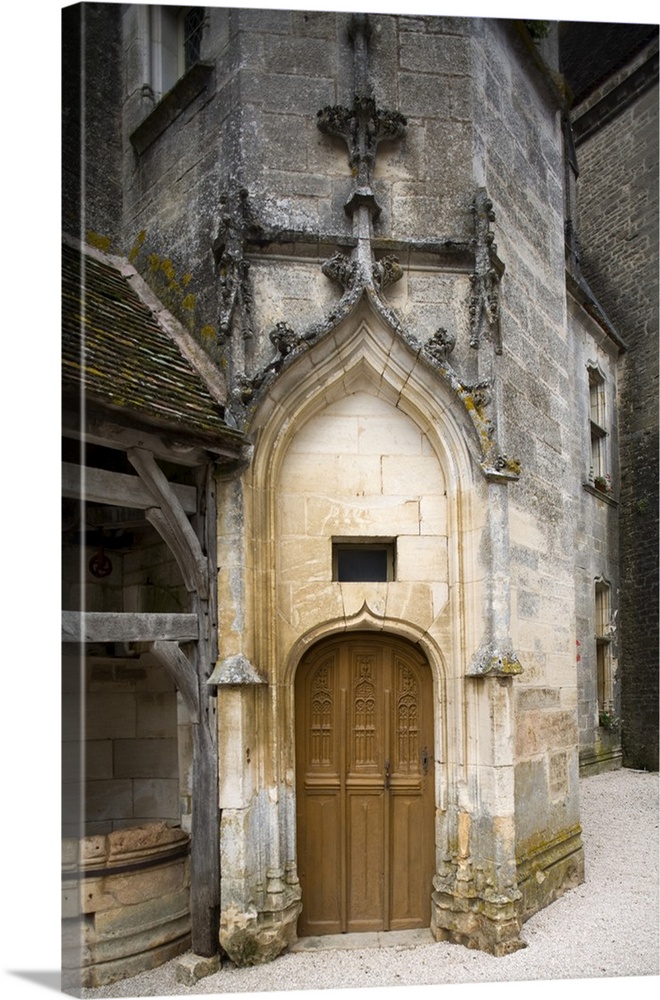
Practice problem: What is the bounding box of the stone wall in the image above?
[62,2,123,243]
[67,6,657,963]
[276,390,450,634]
[62,651,180,837]
[573,41,659,771]
[567,299,622,773]
[469,20,585,848]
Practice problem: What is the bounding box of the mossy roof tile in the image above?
[62,242,233,441]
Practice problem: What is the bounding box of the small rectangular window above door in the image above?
[332,540,396,582]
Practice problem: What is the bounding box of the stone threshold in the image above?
[290,929,434,952]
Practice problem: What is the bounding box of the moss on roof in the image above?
[62,241,237,443]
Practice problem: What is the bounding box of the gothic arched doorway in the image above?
[295,632,435,936]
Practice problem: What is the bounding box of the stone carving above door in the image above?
[216,14,517,481]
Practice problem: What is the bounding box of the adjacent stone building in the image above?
[61,4,658,989]
[560,21,659,772]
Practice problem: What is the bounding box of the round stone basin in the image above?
[62,821,191,988]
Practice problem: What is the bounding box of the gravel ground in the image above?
[79,768,659,999]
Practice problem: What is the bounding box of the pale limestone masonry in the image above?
[121,6,588,963]
[62,6,651,982]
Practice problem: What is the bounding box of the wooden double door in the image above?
[295,634,435,936]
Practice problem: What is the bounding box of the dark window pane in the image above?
[336,548,388,582]
[184,8,205,70]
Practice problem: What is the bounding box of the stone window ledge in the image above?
[130,63,214,155]
[582,482,619,506]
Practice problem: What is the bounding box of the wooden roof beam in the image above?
[62,462,198,513]
[61,611,199,643]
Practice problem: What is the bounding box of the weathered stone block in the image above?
[136,692,178,738]
[399,33,469,76]
[381,455,446,495]
[85,694,137,740]
[133,779,179,820]
[84,780,134,823]
[397,535,448,582]
[82,860,188,914]
[114,738,178,778]
[264,36,335,77]
[174,952,221,984]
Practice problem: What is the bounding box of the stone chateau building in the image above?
[61,3,659,989]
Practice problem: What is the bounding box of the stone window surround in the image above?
[149,4,204,97]
[583,361,619,505]
[332,538,397,582]
[588,363,608,480]
[129,4,213,156]
[594,578,614,717]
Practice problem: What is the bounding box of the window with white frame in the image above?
[150,6,205,98]
[595,580,613,717]
[587,366,608,486]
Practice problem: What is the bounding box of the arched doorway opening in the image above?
[295,632,435,936]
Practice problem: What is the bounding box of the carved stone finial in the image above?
[269,321,302,357]
[316,97,407,179]
[322,252,359,290]
[425,327,456,364]
[372,254,403,291]
[232,371,258,406]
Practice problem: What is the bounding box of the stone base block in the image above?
[174,952,221,984]
[517,825,584,921]
[579,746,623,777]
[220,896,302,966]
[431,890,526,957]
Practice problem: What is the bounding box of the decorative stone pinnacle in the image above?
[316,14,406,224]
[316,13,407,299]
[469,188,502,353]
[213,188,255,340]
[316,96,407,206]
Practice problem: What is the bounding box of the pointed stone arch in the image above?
[214,293,530,962]
[248,295,484,494]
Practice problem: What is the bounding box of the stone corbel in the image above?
[483,455,522,481]
[466,642,523,678]
[207,653,267,686]
[321,251,360,290]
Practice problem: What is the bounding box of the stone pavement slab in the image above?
[290,929,435,951]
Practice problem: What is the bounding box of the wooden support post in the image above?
[190,709,220,955]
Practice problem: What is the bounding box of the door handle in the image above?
[384,759,390,790]
[421,746,429,775]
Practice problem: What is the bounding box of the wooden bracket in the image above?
[127,447,209,598]
[149,640,200,722]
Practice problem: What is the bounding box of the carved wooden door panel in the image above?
[295,634,435,936]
